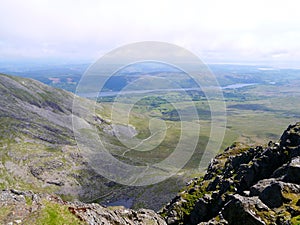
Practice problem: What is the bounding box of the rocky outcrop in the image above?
[0,189,166,225]
[160,122,300,224]
[68,203,166,225]
[222,194,271,225]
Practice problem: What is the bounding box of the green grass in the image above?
[25,196,33,206]
[96,82,300,173]
[24,201,85,225]
[0,206,12,221]
[59,193,76,202]
[292,216,300,225]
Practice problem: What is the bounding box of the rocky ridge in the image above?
[160,122,300,224]
[0,189,166,225]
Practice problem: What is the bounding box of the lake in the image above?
[79,83,257,98]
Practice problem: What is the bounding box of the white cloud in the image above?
[1,0,300,66]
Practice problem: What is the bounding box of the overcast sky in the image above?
[1,0,300,67]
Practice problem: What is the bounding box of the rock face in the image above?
[68,203,166,225]
[160,122,300,224]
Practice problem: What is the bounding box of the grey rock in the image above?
[46,180,64,186]
[0,189,166,225]
[280,123,300,148]
[250,178,300,210]
[258,182,284,208]
[282,156,300,184]
[222,194,271,225]
[189,198,208,224]
[198,217,229,225]
[68,203,167,225]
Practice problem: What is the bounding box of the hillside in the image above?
[0,73,186,211]
[0,73,110,200]
[0,73,75,144]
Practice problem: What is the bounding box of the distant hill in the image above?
[3,63,300,94]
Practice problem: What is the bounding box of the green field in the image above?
[95,81,300,174]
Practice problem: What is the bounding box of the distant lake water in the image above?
[79,83,257,98]
[105,198,134,208]
[222,83,257,89]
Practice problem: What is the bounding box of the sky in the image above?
[1,0,300,67]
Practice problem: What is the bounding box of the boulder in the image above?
[222,194,272,225]
[189,198,208,224]
[250,178,300,208]
[280,123,300,148]
[282,156,300,184]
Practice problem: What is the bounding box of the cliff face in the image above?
[160,122,300,225]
